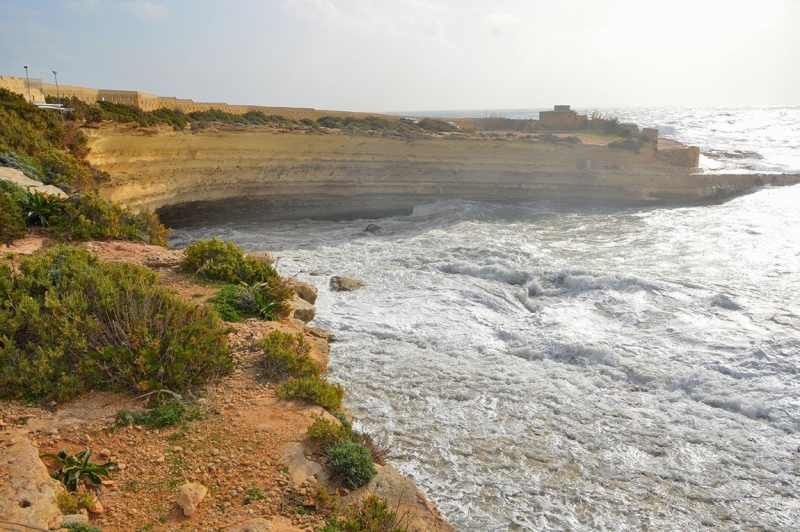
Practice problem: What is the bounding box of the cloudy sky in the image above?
[1,0,798,112]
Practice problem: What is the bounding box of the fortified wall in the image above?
[0,75,393,122]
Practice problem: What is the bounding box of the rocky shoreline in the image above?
[0,238,454,532]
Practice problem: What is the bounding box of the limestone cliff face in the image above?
[84,124,800,226]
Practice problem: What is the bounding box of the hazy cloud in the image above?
[116,0,169,21]
[65,0,102,11]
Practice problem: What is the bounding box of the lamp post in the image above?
[23,65,32,103]
[52,71,60,105]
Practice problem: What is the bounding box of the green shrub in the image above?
[52,191,169,246]
[321,495,410,532]
[40,448,117,492]
[182,238,292,311]
[327,441,377,489]
[18,190,67,226]
[116,401,206,429]
[209,284,247,322]
[0,89,94,188]
[209,283,282,322]
[259,330,319,381]
[0,246,233,402]
[182,238,273,284]
[277,376,344,411]
[0,190,27,245]
[0,151,45,181]
[608,139,644,154]
[63,522,102,532]
[308,416,390,466]
[307,417,350,448]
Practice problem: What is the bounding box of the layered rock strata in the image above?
[84,125,800,227]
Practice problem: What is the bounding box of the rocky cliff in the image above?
[84,124,800,226]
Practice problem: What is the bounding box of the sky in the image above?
[1,0,798,112]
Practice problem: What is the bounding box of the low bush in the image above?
[210,283,282,322]
[116,401,206,428]
[18,190,67,226]
[40,448,117,492]
[326,441,377,489]
[56,490,97,515]
[259,330,319,381]
[418,118,457,133]
[608,139,644,154]
[0,151,45,181]
[308,416,390,466]
[0,246,233,402]
[276,376,344,411]
[307,416,350,448]
[321,495,410,532]
[182,238,291,312]
[63,523,102,532]
[0,190,26,244]
[52,191,169,246]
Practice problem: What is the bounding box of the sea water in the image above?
[172,108,800,531]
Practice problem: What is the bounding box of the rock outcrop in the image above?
[0,435,64,531]
[287,294,316,324]
[0,167,67,198]
[81,125,800,226]
[287,279,318,305]
[341,464,456,532]
[330,276,366,292]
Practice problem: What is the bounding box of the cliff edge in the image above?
[84,124,800,226]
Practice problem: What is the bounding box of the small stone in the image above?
[101,480,115,487]
[87,500,104,514]
[99,448,111,458]
[210,449,220,456]
[177,482,208,517]
[229,489,238,497]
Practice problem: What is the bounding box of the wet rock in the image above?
[306,327,337,343]
[288,295,316,323]
[0,435,64,531]
[287,279,318,305]
[330,276,366,292]
[177,482,208,517]
[227,517,274,532]
[364,223,381,234]
[248,252,276,264]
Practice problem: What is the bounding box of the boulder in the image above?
[341,464,455,532]
[306,327,337,343]
[226,517,274,532]
[330,276,366,292]
[287,279,318,305]
[279,442,331,486]
[177,482,208,517]
[247,252,276,264]
[61,514,90,527]
[287,294,316,323]
[364,223,381,234]
[0,435,64,531]
[0,167,68,198]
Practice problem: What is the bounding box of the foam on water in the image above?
[171,108,800,531]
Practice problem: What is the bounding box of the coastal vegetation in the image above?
[0,246,233,402]
[181,237,292,320]
[258,329,345,411]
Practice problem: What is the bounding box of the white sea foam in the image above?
[172,108,800,531]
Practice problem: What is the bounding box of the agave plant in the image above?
[252,283,281,321]
[19,190,67,226]
[40,448,118,491]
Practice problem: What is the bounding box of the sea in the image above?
[171,107,800,531]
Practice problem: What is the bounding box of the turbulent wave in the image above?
[173,107,800,531]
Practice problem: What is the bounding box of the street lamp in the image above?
[52,71,60,105]
[23,65,32,103]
